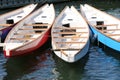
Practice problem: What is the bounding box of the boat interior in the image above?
[52,6,89,53]
[82,4,120,41]
[5,4,54,45]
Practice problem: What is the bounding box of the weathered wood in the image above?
[54,27,86,29]
[10,38,35,40]
[14,32,42,35]
[53,32,87,34]
[106,33,120,36]
[60,49,68,56]
[19,28,48,30]
[56,42,86,44]
[53,36,87,38]
[102,29,120,31]
[53,48,80,51]
[24,24,51,26]
[95,24,118,27]
[0,24,12,27]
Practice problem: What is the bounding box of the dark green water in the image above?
[0,1,120,80]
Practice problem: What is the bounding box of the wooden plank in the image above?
[24,24,51,26]
[102,29,120,31]
[60,49,68,56]
[0,27,5,30]
[95,24,118,27]
[53,36,87,38]
[54,27,86,29]
[0,24,12,27]
[10,38,35,40]
[14,32,42,35]
[56,42,86,44]
[106,33,120,36]
[53,48,80,51]
[19,28,48,30]
[53,32,87,34]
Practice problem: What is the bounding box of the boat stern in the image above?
[3,49,11,57]
[3,43,23,57]
[54,50,78,63]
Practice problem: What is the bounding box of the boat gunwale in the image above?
[81,4,120,43]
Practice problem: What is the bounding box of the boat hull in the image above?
[4,29,51,57]
[1,24,17,42]
[54,39,90,63]
[89,25,120,52]
[75,39,90,61]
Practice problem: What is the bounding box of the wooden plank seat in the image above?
[0,28,5,30]
[101,29,120,31]
[105,33,120,36]
[19,28,48,30]
[53,36,87,38]
[24,23,51,26]
[60,49,68,56]
[0,24,12,27]
[10,37,35,40]
[56,42,86,44]
[95,24,118,27]
[54,27,86,29]
[53,32,87,34]
[53,48,80,51]
[14,32,42,35]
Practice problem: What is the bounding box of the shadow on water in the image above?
[81,45,120,80]
[93,39,120,61]
[98,43,120,61]
[52,51,89,80]
[3,39,53,80]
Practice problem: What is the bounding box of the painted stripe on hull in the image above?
[1,22,18,42]
[75,39,90,61]
[90,25,120,52]
[4,29,51,57]
[1,27,12,42]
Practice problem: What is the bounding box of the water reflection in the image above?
[2,40,55,80]
[0,52,7,80]
[53,52,89,80]
[82,46,120,80]
[3,49,51,80]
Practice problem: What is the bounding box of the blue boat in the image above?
[80,4,120,52]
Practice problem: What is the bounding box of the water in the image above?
[0,1,120,80]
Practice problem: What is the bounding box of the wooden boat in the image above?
[51,6,90,63]
[0,4,37,42]
[3,4,55,57]
[80,4,120,52]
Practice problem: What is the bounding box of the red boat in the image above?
[3,4,55,57]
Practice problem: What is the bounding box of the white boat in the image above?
[80,4,120,52]
[51,6,90,63]
[0,4,37,42]
[3,4,55,57]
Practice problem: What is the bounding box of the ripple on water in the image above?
[82,46,120,80]
[107,8,120,18]
[0,53,7,80]
[18,52,57,80]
